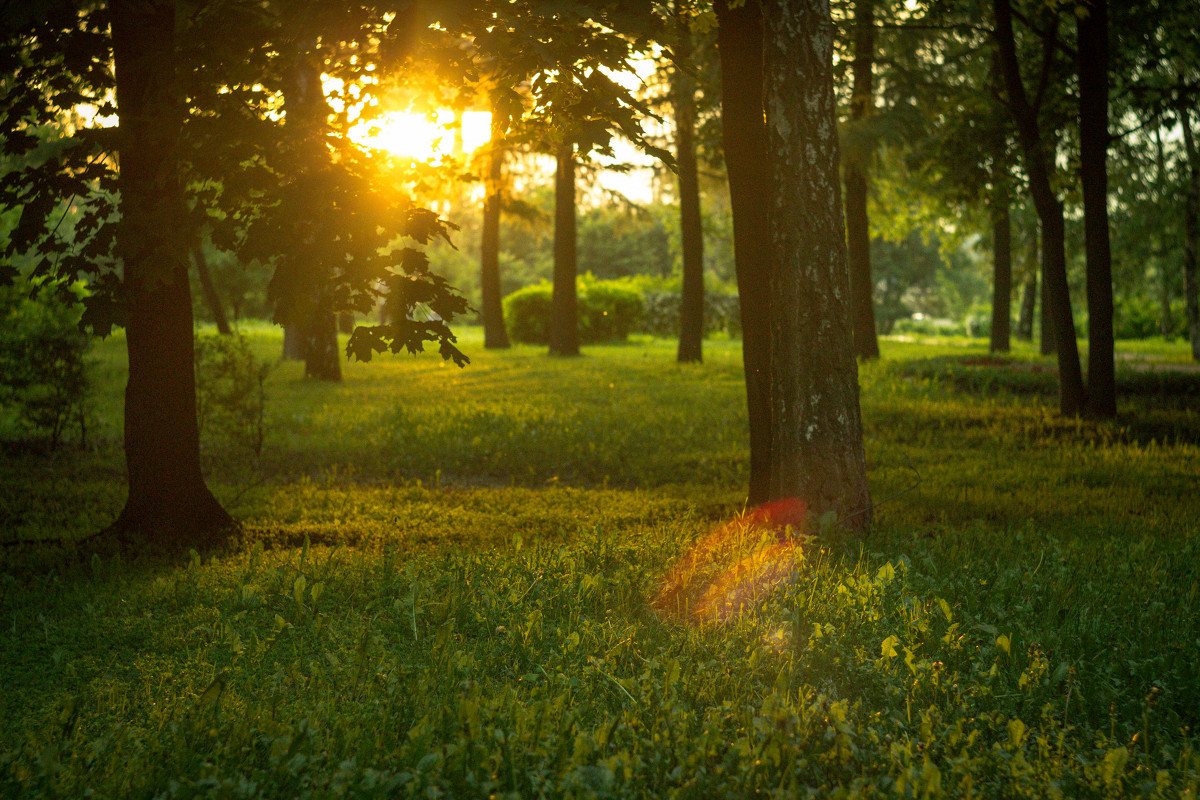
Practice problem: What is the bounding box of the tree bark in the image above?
[1180,104,1200,361]
[675,1,705,364]
[1077,0,1116,417]
[549,142,580,356]
[481,106,510,349]
[1154,122,1174,341]
[191,245,232,334]
[990,198,1012,352]
[763,0,872,529]
[844,0,880,360]
[993,0,1084,414]
[715,0,773,506]
[107,0,233,547]
[1016,218,1037,341]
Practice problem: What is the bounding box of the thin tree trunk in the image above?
[481,107,510,349]
[993,0,1084,414]
[716,0,772,506]
[106,0,233,546]
[844,0,880,360]
[764,0,872,530]
[990,198,1012,352]
[1077,0,1115,418]
[1039,239,1055,355]
[1154,122,1174,341]
[550,142,580,357]
[191,245,232,334]
[1180,104,1200,362]
[1016,218,1038,341]
[675,1,705,364]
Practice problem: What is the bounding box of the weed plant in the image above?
[1,328,1198,797]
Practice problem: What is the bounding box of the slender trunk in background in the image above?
[1016,216,1038,341]
[107,0,233,546]
[675,0,705,364]
[1039,243,1054,354]
[481,108,510,349]
[994,0,1084,413]
[1077,0,1115,418]
[550,142,580,356]
[844,0,879,360]
[989,198,1012,353]
[764,0,872,529]
[1180,104,1200,362]
[192,245,232,334]
[715,0,772,506]
[1154,122,1174,340]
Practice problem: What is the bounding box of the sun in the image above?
[351,108,492,159]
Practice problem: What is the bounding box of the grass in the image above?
[2,325,1199,797]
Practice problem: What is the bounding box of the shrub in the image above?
[194,332,272,459]
[638,290,741,338]
[503,280,644,345]
[0,280,91,448]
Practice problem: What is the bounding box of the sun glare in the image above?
[351,109,492,159]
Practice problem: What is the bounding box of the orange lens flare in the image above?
[653,498,809,624]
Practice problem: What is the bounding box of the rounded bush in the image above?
[503,280,645,345]
[503,283,554,344]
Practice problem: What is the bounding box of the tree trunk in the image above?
[675,1,705,364]
[844,0,880,360]
[549,142,580,356]
[990,198,1012,352]
[763,0,872,530]
[302,314,342,380]
[1180,104,1200,362]
[1016,221,1037,341]
[481,107,510,349]
[191,245,232,334]
[1039,239,1055,355]
[106,0,233,547]
[993,0,1084,414]
[1077,0,1116,418]
[1154,122,1174,341]
[715,0,773,506]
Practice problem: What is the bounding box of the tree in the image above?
[674,0,705,364]
[715,0,773,506]
[549,141,581,356]
[993,0,1086,414]
[480,96,511,349]
[1076,0,1116,416]
[107,0,234,544]
[762,0,872,526]
[843,0,880,360]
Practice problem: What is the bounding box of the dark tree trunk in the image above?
[549,142,580,357]
[993,0,1084,414]
[1181,104,1200,362]
[1039,241,1055,355]
[302,314,341,380]
[1016,220,1038,341]
[283,325,305,359]
[1077,0,1115,418]
[990,198,1012,352]
[481,108,510,349]
[1154,122,1174,341]
[715,0,772,506]
[764,0,872,529]
[191,245,232,334]
[106,0,233,546]
[675,1,705,364]
[844,0,880,360]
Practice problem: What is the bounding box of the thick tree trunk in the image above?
[107,0,233,546]
[763,0,872,530]
[1077,0,1116,417]
[191,245,232,334]
[481,108,510,349]
[675,2,705,364]
[990,198,1012,352]
[993,0,1084,414]
[302,314,341,381]
[715,0,773,506]
[1180,105,1200,362]
[844,0,880,360]
[549,142,580,357]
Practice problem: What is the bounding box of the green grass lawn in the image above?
[2,326,1198,797]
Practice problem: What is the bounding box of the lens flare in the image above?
[653,498,809,624]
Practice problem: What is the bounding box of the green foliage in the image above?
[194,333,272,461]
[503,279,644,345]
[0,279,90,448]
[638,289,741,337]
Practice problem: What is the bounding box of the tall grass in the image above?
[1,327,1197,797]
